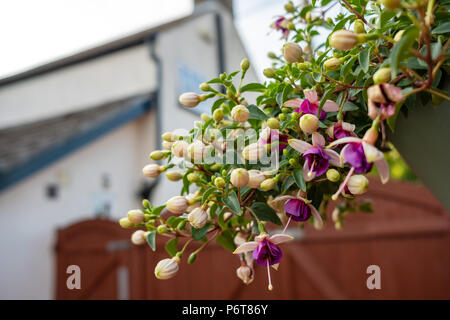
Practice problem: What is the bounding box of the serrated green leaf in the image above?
[247,105,269,120]
[293,168,306,191]
[250,202,282,226]
[222,191,241,215]
[165,238,178,257]
[146,231,157,251]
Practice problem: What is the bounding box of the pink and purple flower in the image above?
[284,90,339,120]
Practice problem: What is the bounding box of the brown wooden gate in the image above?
[56,179,450,299]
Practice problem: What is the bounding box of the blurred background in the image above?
[0,0,448,300]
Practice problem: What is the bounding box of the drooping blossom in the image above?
[327,136,390,200]
[326,120,357,141]
[234,233,293,290]
[288,132,341,181]
[270,17,290,39]
[258,127,289,152]
[284,90,339,120]
[367,84,403,120]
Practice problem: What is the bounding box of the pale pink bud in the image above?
[171,140,189,157]
[236,265,254,285]
[131,230,147,245]
[329,30,361,50]
[142,164,161,178]
[247,170,265,189]
[127,209,145,224]
[154,257,180,280]
[242,143,264,161]
[187,207,208,229]
[231,105,250,122]
[347,175,369,195]
[179,92,200,108]
[282,42,303,63]
[166,196,188,214]
[230,168,249,188]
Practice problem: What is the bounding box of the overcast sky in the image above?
[0,0,291,79]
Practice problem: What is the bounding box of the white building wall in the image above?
[0,111,155,299]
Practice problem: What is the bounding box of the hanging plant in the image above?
[119,0,449,290]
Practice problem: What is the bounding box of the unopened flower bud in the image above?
[199,82,212,92]
[213,108,224,122]
[166,196,188,214]
[150,150,166,161]
[131,230,147,245]
[378,0,401,10]
[260,178,276,191]
[236,265,254,284]
[331,207,341,222]
[263,68,276,78]
[231,105,250,122]
[299,114,319,134]
[142,199,151,208]
[267,117,280,129]
[347,175,369,195]
[165,170,183,181]
[247,170,265,189]
[298,62,312,70]
[326,169,341,182]
[354,19,365,34]
[210,163,222,171]
[187,141,205,162]
[142,164,161,178]
[214,177,226,188]
[154,257,180,280]
[157,224,168,234]
[282,42,304,63]
[230,168,249,188]
[373,68,392,84]
[128,209,145,224]
[329,30,362,50]
[179,92,200,108]
[171,140,189,157]
[188,252,197,264]
[119,217,134,229]
[394,30,404,42]
[201,113,211,122]
[162,141,173,150]
[284,1,295,12]
[240,58,250,71]
[324,57,341,70]
[188,207,208,229]
[243,143,264,161]
[268,52,277,59]
[162,132,178,142]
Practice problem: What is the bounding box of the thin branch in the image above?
[341,0,374,29]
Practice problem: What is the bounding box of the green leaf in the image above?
[390,26,419,77]
[202,187,217,204]
[342,101,359,111]
[191,223,211,241]
[222,191,242,215]
[216,230,236,252]
[318,87,335,116]
[293,168,306,191]
[240,83,266,93]
[152,205,166,216]
[146,231,157,251]
[247,105,269,120]
[358,48,370,73]
[211,97,226,113]
[165,238,178,257]
[250,202,282,226]
[432,21,450,34]
[281,176,295,194]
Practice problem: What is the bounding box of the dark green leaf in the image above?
[152,205,166,216]
[216,230,236,252]
[432,21,450,34]
[222,191,242,215]
[390,26,419,77]
[358,48,370,73]
[293,168,306,191]
[240,83,266,93]
[164,238,178,257]
[202,187,217,204]
[191,223,211,241]
[250,202,282,226]
[146,231,157,251]
[281,176,295,194]
[247,105,269,120]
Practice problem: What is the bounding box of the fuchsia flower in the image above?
[327,136,390,200]
[234,233,293,290]
[326,120,357,141]
[258,128,289,152]
[270,17,290,39]
[288,132,341,181]
[284,90,339,120]
[367,84,403,120]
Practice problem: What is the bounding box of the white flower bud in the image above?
[243,143,264,161]
[131,230,147,245]
[119,217,134,229]
[236,265,254,285]
[154,257,180,280]
[187,140,205,162]
[142,164,161,178]
[329,30,361,50]
[127,209,145,224]
[166,196,188,214]
[247,169,265,189]
[347,175,369,195]
[162,132,178,142]
[282,42,303,63]
[171,140,189,157]
[230,168,249,188]
[187,207,208,229]
[165,171,183,181]
[299,114,319,134]
[231,105,250,122]
[162,141,173,150]
[179,92,200,108]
